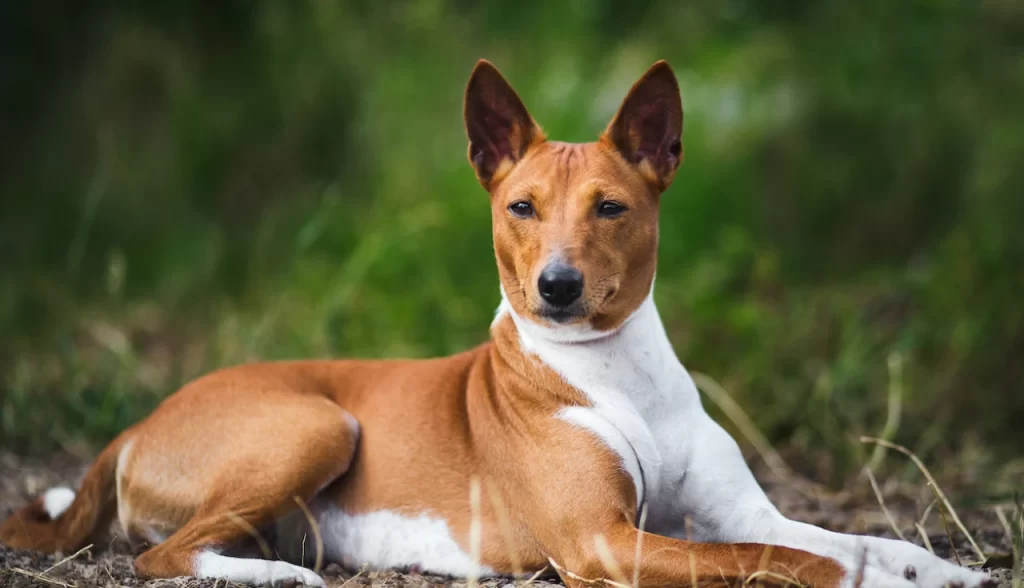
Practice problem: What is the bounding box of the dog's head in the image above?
[464,60,682,333]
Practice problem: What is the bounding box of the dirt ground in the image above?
[0,451,1018,588]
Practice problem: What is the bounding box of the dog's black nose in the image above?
[538,264,584,307]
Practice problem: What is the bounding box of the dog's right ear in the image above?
[464,60,544,188]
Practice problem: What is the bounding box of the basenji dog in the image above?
[1,60,993,588]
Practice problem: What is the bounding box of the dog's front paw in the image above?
[839,564,918,588]
[856,537,992,588]
[903,561,992,588]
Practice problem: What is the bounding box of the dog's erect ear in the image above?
[464,60,543,188]
[603,60,683,191]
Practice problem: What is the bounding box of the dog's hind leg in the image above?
[129,393,359,587]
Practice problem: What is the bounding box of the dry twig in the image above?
[860,436,985,563]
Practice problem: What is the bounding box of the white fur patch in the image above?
[195,551,325,587]
[42,487,76,519]
[279,507,494,577]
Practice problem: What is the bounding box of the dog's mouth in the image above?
[536,304,588,324]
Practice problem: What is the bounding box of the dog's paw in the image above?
[905,562,992,588]
[267,561,326,587]
[195,553,327,588]
[839,564,918,588]
[850,537,991,588]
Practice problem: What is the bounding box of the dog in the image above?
[1,60,994,588]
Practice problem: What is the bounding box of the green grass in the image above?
[1,0,1022,492]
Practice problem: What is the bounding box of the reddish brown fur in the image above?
[1,60,846,587]
[490,140,660,331]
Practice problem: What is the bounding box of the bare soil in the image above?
[0,451,1017,587]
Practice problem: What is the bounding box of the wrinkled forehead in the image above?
[495,141,649,203]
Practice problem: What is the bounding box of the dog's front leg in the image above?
[671,406,992,588]
[513,415,848,587]
[544,520,847,588]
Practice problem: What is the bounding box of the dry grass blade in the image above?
[862,467,907,541]
[749,549,811,588]
[919,499,937,528]
[633,503,648,588]
[915,523,935,555]
[853,544,868,588]
[483,477,524,577]
[775,561,814,587]
[11,567,75,587]
[936,500,964,565]
[995,504,1024,588]
[642,545,692,560]
[42,543,93,574]
[593,533,631,587]
[744,569,805,587]
[860,436,985,563]
[996,506,1014,543]
[730,543,749,580]
[755,545,773,582]
[224,511,273,560]
[866,352,904,472]
[468,476,482,588]
[292,496,324,574]
[546,556,630,588]
[339,564,368,587]
[519,565,549,587]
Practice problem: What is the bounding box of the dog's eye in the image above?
[508,201,534,219]
[597,201,627,218]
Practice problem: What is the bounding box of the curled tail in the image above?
[1,434,127,553]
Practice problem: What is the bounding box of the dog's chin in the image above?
[535,304,588,326]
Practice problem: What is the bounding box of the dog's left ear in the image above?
[464,60,544,189]
[603,61,683,191]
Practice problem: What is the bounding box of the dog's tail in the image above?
[0,433,129,553]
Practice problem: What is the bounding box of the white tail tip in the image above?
[42,487,76,519]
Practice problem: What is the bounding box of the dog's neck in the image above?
[493,287,700,413]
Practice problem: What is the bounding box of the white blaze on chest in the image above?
[500,292,700,511]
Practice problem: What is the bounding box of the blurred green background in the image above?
[1,0,1022,491]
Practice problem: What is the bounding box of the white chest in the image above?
[506,293,703,530]
[557,381,697,535]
